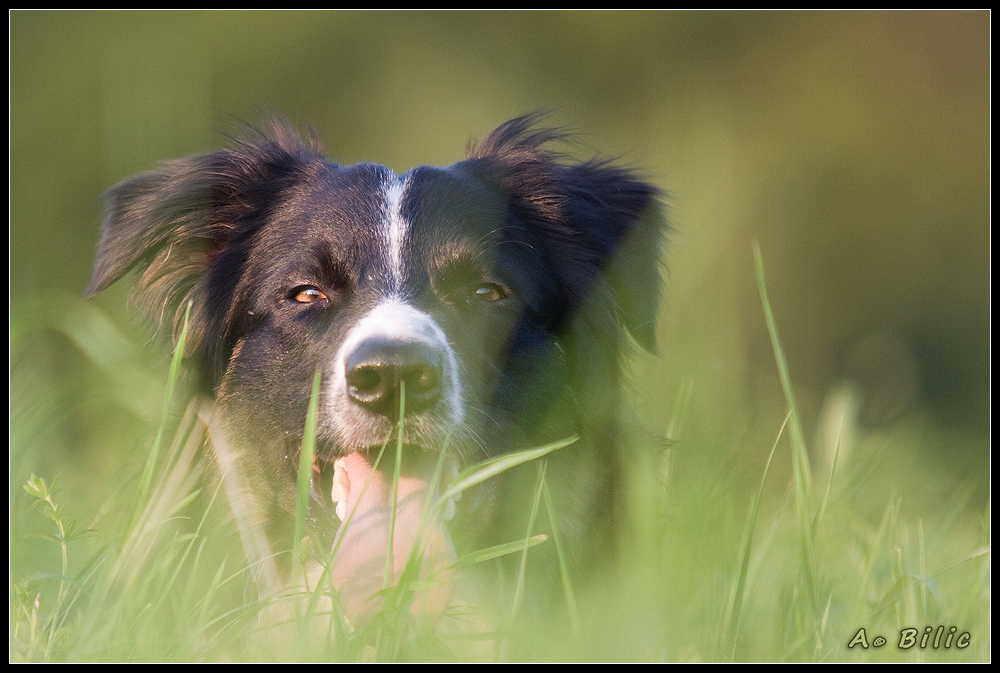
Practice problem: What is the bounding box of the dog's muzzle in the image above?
[324,310,463,624]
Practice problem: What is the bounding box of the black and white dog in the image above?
[88,114,665,622]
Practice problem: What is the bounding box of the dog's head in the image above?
[88,115,664,621]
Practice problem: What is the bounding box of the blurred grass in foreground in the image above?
[9,250,989,662]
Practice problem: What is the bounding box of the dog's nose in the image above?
[345,338,444,417]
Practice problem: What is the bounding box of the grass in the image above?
[9,251,990,662]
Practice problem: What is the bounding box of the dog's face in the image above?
[215,160,563,462]
[88,116,664,622]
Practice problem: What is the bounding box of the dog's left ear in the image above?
[467,115,666,353]
[562,161,666,354]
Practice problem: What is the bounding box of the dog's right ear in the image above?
[87,151,231,299]
[87,122,322,349]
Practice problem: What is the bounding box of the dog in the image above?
[87,114,665,628]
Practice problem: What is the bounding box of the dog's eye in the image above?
[473,283,506,302]
[291,286,328,304]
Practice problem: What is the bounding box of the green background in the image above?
[10,11,990,661]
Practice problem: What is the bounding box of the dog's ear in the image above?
[87,151,232,300]
[87,121,322,350]
[468,115,666,353]
[561,161,665,354]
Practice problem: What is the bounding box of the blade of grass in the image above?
[719,410,788,660]
[753,243,812,501]
[132,300,192,529]
[293,369,322,582]
[540,463,581,641]
[439,436,577,505]
[812,410,844,536]
[869,544,989,618]
[384,379,406,595]
[444,535,549,573]
[114,399,205,591]
[511,459,548,622]
[753,243,819,620]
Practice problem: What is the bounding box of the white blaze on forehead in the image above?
[383,174,409,290]
[322,174,467,446]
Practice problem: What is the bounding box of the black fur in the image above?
[89,114,666,614]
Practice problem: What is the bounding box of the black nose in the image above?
[345,338,444,417]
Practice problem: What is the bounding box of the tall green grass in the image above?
[10,252,989,661]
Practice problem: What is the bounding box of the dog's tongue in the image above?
[330,451,455,624]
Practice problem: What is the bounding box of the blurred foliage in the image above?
[10,10,990,662]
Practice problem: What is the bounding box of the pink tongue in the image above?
[330,452,456,624]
